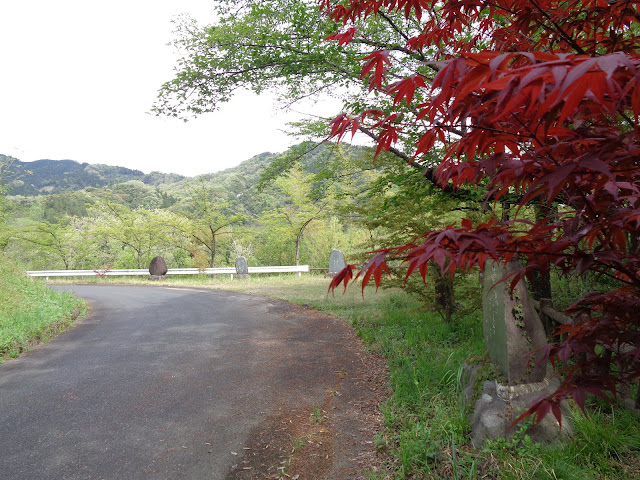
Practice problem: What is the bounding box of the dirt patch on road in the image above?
[225,303,390,480]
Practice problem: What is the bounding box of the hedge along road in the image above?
[0,285,387,480]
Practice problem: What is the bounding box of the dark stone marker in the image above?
[327,249,346,277]
[235,256,250,279]
[148,256,168,280]
[482,260,547,384]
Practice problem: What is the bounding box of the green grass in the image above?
[48,273,640,479]
[482,399,640,480]
[0,258,87,361]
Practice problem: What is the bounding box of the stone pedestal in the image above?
[148,275,167,281]
[470,379,572,448]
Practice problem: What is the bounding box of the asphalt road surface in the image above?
[0,285,386,480]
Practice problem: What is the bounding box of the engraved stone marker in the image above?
[235,256,250,279]
[471,261,569,447]
[328,249,346,277]
[482,260,547,384]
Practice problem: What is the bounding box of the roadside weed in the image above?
[310,405,324,425]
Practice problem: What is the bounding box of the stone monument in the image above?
[149,256,168,280]
[470,260,571,446]
[327,249,346,277]
[235,256,250,279]
[482,260,547,384]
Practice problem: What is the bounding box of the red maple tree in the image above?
[321,0,640,424]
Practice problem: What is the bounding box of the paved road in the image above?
[0,285,383,480]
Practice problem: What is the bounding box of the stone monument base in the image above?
[235,274,250,280]
[470,378,573,448]
[148,275,167,281]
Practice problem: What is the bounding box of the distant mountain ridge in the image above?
[1,143,368,201]
[1,156,186,196]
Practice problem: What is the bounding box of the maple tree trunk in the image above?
[530,204,554,302]
[630,233,639,255]
[433,267,455,323]
[529,270,552,301]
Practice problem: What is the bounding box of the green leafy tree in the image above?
[303,216,368,268]
[259,166,329,265]
[11,219,97,270]
[41,191,93,222]
[153,0,357,119]
[153,0,454,187]
[176,177,246,268]
[91,202,182,269]
[107,181,165,210]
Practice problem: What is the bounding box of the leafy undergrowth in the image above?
[0,258,87,361]
[48,274,640,479]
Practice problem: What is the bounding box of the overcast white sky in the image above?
[0,1,341,177]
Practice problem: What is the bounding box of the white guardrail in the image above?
[26,265,310,280]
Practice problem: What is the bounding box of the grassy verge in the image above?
[0,258,87,361]
[49,274,640,479]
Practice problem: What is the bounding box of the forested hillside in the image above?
[3,142,454,271]
[1,155,186,196]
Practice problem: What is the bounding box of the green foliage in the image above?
[174,176,246,268]
[10,220,95,269]
[153,0,361,120]
[89,202,186,269]
[152,0,447,165]
[484,400,640,480]
[0,155,14,244]
[344,288,482,477]
[551,270,623,310]
[106,180,166,209]
[3,144,381,271]
[258,141,378,201]
[0,257,86,360]
[41,191,92,221]
[301,216,368,268]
